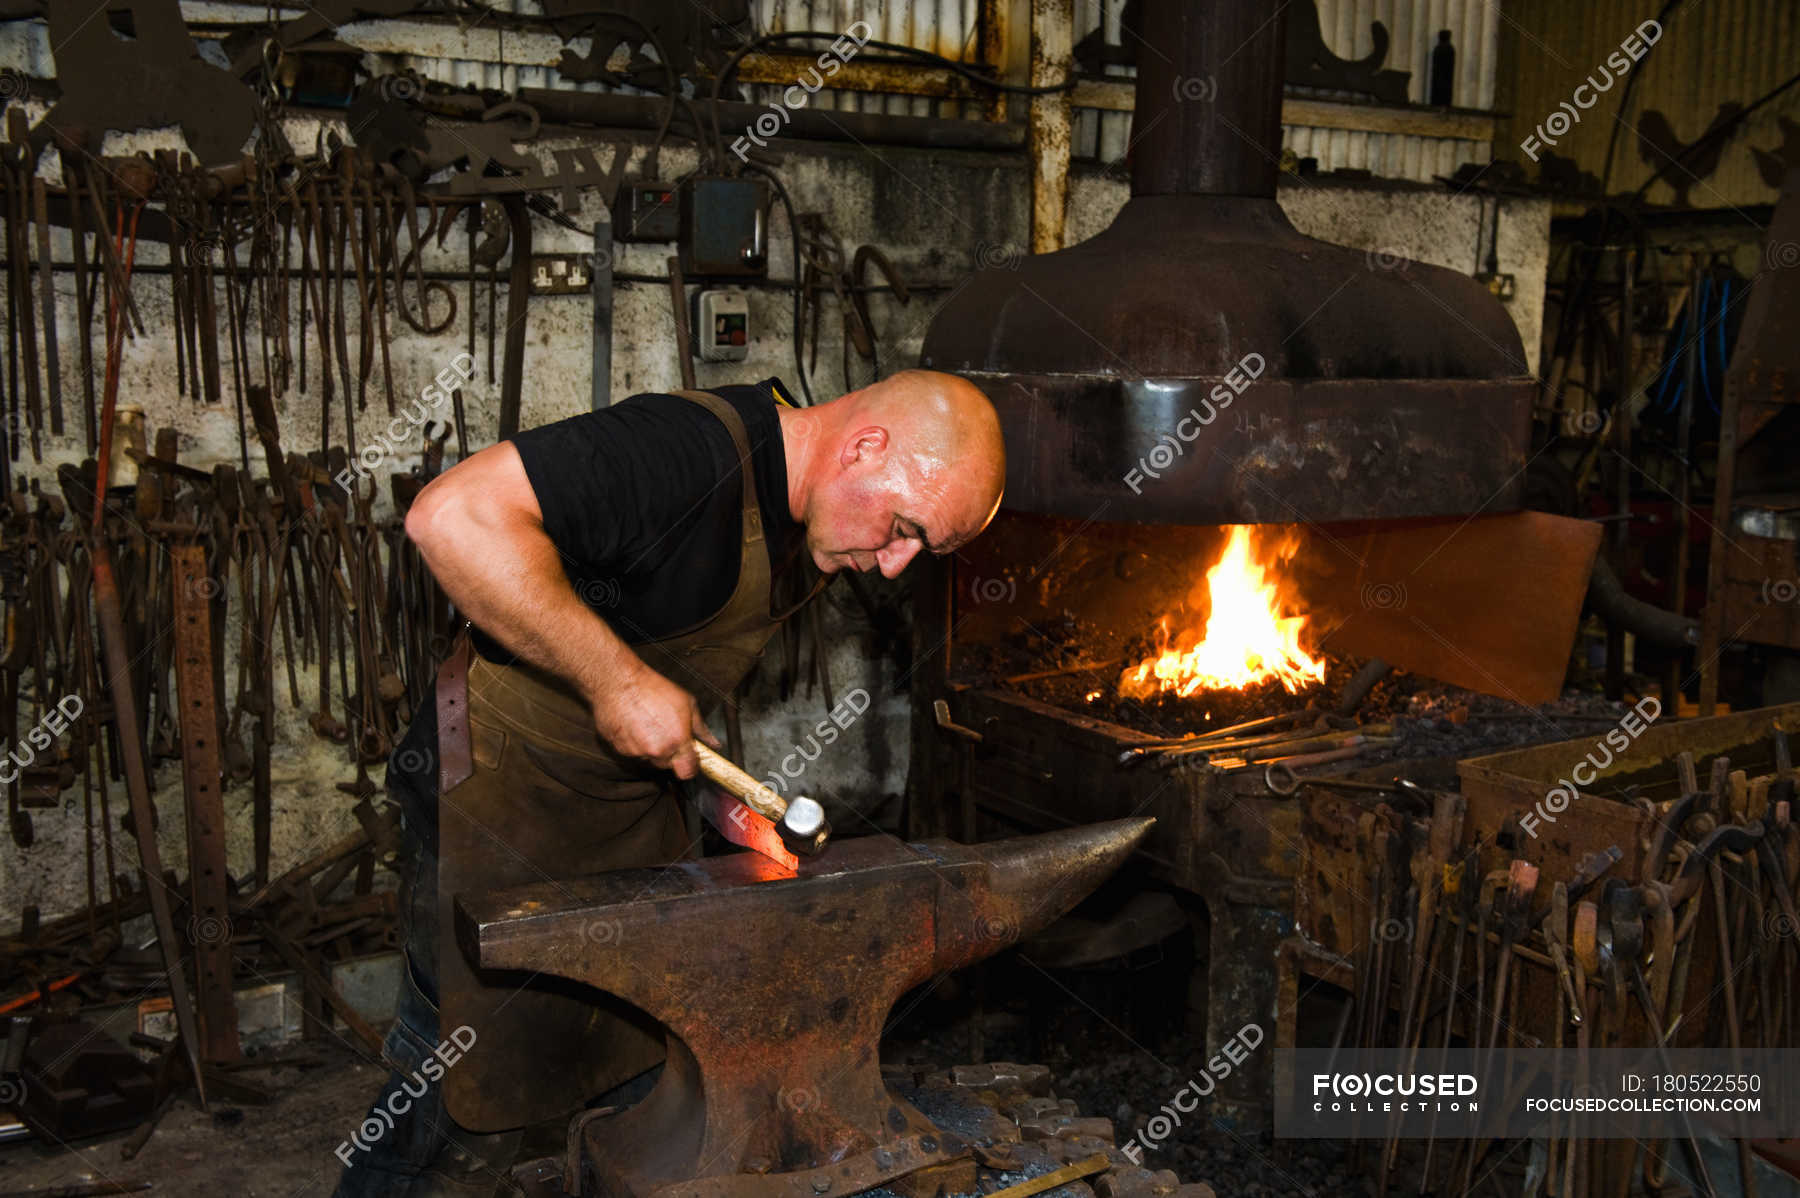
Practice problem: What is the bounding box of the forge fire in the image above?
[1118,525,1327,700]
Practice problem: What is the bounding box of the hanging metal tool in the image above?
[31,176,61,439]
[496,194,531,439]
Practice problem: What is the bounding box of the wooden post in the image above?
[1029,0,1074,254]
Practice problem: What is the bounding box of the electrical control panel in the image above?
[620,181,680,242]
[681,177,768,277]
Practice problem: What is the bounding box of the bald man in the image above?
[332,371,1002,1198]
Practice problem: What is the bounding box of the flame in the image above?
[1119,525,1325,698]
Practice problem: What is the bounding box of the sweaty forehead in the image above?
[902,468,987,553]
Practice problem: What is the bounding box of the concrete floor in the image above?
[0,1043,390,1198]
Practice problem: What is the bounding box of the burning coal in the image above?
[1119,525,1326,699]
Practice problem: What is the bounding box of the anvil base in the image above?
[458,821,1154,1198]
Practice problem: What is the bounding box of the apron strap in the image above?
[647,389,778,641]
[670,389,763,548]
[436,627,475,793]
[668,388,829,622]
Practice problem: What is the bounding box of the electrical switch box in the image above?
[694,289,750,362]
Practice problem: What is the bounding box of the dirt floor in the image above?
[0,1043,390,1198]
[0,963,1346,1198]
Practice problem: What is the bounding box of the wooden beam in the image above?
[1072,76,1498,141]
[1282,96,1499,141]
[729,53,980,100]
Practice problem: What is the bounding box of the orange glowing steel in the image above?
[1119,525,1325,698]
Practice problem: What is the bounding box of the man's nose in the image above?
[876,538,922,579]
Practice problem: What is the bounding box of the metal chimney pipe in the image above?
[1130,0,1287,198]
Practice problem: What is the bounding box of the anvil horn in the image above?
[455,819,1154,1198]
[930,817,1160,971]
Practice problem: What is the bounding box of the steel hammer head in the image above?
[779,795,830,855]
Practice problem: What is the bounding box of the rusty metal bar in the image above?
[727,53,980,100]
[171,543,240,1065]
[91,543,209,1102]
[980,0,1030,123]
[87,196,209,1108]
[257,917,384,1058]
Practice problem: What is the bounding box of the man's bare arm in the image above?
[404,441,710,777]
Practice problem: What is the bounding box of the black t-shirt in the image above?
[469,378,804,664]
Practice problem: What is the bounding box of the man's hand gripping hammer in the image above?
[692,741,831,858]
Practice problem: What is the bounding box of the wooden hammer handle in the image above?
[692,741,788,824]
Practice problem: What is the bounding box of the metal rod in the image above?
[667,253,696,391]
[88,198,210,1108]
[1664,253,1701,715]
[591,217,611,411]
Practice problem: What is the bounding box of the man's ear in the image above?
[839,425,889,468]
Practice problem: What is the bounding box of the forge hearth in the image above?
[909,511,1628,1129]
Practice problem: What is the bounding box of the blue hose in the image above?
[1655,290,1692,414]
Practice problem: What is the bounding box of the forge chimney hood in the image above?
[920,0,1533,525]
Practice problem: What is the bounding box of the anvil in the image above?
[455,818,1153,1198]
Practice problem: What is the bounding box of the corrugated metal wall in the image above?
[757,0,980,63]
[1280,125,1490,182]
[749,0,980,118]
[1500,0,1799,207]
[1312,0,1500,109]
[1070,0,1503,182]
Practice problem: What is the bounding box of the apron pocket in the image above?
[518,736,663,802]
[470,716,507,772]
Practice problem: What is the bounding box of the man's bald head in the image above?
[781,369,1005,578]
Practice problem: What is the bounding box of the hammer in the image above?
[692,741,831,856]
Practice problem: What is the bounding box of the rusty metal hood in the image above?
[922,194,1524,382]
[920,0,1533,525]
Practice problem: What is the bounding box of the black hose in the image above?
[738,161,816,407]
[1587,553,1698,647]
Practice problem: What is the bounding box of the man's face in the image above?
[803,433,954,579]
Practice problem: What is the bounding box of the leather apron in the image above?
[436,390,796,1132]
